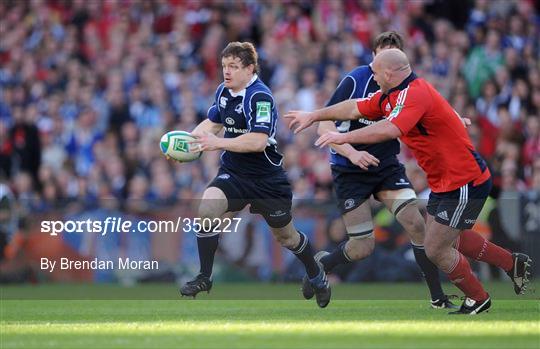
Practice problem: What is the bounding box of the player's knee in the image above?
[398,210,423,233]
[198,203,218,221]
[199,187,227,220]
[411,216,426,237]
[403,215,426,243]
[395,201,425,244]
[345,237,375,260]
[272,229,297,249]
[278,235,297,249]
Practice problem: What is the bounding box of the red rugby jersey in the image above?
[356,73,490,193]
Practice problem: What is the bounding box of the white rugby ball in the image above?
[160,131,202,162]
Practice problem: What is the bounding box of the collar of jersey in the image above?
[228,74,258,97]
[386,72,417,95]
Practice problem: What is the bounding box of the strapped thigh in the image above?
[377,188,417,216]
[342,201,374,240]
[346,221,374,240]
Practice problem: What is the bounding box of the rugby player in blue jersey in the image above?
[180,42,330,307]
[301,32,456,309]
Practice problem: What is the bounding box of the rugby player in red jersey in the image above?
[285,49,532,315]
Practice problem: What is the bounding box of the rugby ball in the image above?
[160,131,202,162]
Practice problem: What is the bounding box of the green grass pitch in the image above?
[1,282,539,349]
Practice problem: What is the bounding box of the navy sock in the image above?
[320,241,352,273]
[412,244,445,301]
[289,232,320,278]
[197,233,219,278]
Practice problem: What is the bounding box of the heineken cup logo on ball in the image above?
[160,131,202,162]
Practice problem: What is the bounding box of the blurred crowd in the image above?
[0,0,539,281]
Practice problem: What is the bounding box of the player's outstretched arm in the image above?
[191,119,223,136]
[317,121,357,156]
[317,121,379,170]
[316,119,402,148]
[190,131,268,153]
[284,99,361,134]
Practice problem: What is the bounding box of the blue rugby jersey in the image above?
[207,75,284,177]
[327,65,401,170]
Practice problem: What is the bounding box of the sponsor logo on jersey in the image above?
[225,127,249,134]
[358,118,377,126]
[220,96,228,108]
[235,104,243,114]
[225,117,235,125]
[465,219,477,225]
[256,101,271,123]
[344,198,355,210]
[218,173,230,180]
[385,103,391,112]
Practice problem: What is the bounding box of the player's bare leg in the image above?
[302,202,373,301]
[424,216,491,314]
[343,236,375,260]
[271,221,331,308]
[342,202,376,254]
[317,201,375,271]
[270,221,301,249]
[325,201,375,266]
[180,187,228,298]
[198,187,229,222]
[377,189,424,245]
[378,189,456,309]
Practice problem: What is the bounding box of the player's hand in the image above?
[461,117,472,128]
[347,150,380,170]
[315,131,347,147]
[190,130,204,138]
[283,110,315,134]
[189,132,221,152]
